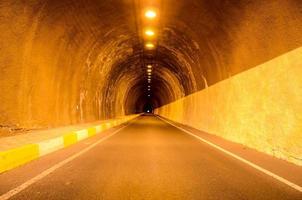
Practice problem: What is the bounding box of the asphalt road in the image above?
[0,115,301,199]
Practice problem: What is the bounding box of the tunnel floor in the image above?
[0,116,301,200]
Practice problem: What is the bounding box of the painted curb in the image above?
[0,115,139,174]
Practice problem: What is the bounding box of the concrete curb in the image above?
[0,115,139,174]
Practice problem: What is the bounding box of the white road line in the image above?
[0,123,132,200]
[156,115,302,193]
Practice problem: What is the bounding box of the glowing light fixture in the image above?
[147,69,152,73]
[145,42,155,49]
[145,29,155,37]
[147,65,152,69]
[148,85,151,88]
[145,10,156,19]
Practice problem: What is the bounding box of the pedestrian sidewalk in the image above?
[0,114,140,173]
[0,119,120,151]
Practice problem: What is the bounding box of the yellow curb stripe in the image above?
[0,144,39,173]
[0,114,140,174]
[87,127,97,137]
[0,124,132,200]
[63,132,78,147]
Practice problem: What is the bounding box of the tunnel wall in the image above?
[0,0,140,131]
[155,47,302,166]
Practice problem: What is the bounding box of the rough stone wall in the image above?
[155,47,302,165]
[0,0,302,138]
[0,0,138,129]
[0,0,190,132]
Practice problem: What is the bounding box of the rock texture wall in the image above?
[0,0,190,131]
[155,47,302,165]
[0,0,301,139]
[0,0,139,129]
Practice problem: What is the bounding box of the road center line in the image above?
[156,115,302,193]
[0,122,132,200]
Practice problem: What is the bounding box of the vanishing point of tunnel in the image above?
[0,0,302,200]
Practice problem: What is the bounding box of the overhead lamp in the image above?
[148,85,151,88]
[147,65,152,69]
[148,89,151,91]
[145,10,157,19]
[145,42,155,49]
[147,72,151,75]
[147,69,152,73]
[145,29,155,37]
[148,94,151,97]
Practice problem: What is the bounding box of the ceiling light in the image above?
[147,69,152,73]
[145,29,155,36]
[147,65,152,69]
[145,10,156,19]
[145,42,155,49]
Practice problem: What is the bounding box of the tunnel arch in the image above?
[0,0,301,131]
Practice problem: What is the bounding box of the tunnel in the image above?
[0,0,302,199]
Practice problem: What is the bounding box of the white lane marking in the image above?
[156,115,302,193]
[0,123,131,200]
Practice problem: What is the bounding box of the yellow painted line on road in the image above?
[156,115,302,193]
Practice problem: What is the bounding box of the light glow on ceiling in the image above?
[145,29,155,36]
[145,42,155,49]
[145,10,157,19]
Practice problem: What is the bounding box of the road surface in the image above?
[0,115,301,199]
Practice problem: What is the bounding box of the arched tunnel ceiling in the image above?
[0,0,301,128]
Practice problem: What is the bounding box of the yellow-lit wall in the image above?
[155,47,302,166]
